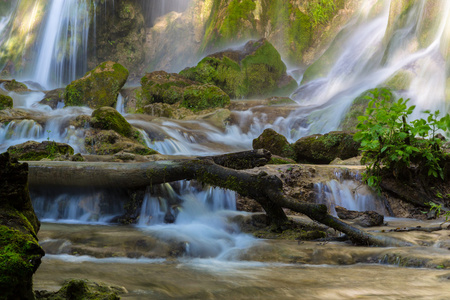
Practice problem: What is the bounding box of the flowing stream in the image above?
[1,0,450,297]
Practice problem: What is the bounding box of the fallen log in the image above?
[26,150,410,247]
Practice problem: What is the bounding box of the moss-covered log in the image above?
[27,150,409,247]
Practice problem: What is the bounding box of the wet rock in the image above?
[141,70,197,105]
[113,151,136,161]
[88,0,145,80]
[65,61,129,109]
[90,107,134,138]
[180,39,297,98]
[181,84,230,112]
[293,131,360,164]
[7,140,74,161]
[253,128,295,159]
[0,152,45,300]
[336,206,384,227]
[35,279,125,300]
[2,79,30,92]
[84,129,158,156]
[0,94,13,110]
[38,88,65,109]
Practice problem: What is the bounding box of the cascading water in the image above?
[31,0,91,89]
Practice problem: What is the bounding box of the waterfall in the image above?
[32,0,91,89]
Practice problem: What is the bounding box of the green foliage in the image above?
[354,88,450,193]
[426,201,450,224]
[307,0,337,26]
[221,0,256,39]
[181,84,230,112]
[0,94,13,110]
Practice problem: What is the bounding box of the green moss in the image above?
[220,0,256,40]
[91,107,133,138]
[65,61,129,109]
[0,225,42,299]
[382,70,413,91]
[0,94,13,110]
[7,141,75,161]
[253,128,295,159]
[3,79,28,92]
[181,84,230,112]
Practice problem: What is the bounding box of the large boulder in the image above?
[139,70,230,113]
[7,141,75,161]
[0,94,13,110]
[1,79,30,93]
[0,152,45,299]
[252,128,294,159]
[293,131,360,164]
[65,61,129,109]
[180,39,297,98]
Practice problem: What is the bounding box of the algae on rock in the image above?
[0,94,13,110]
[64,61,129,109]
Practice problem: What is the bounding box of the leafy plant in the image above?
[353,88,450,193]
[426,201,450,225]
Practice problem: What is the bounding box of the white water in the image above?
[31,0,91,88]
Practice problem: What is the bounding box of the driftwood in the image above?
[388,226,446,233]
[27,150,410,247]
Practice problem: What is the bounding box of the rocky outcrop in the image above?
[0,152,45,299]
[293,131,360,164]
[180,39,297,98]
[65,61,129,109]
[253,128,294,159]
[7,141,75,161]
[0,94,13,110]
[88,0,146,80]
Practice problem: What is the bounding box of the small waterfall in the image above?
[138,181,254,259]
[0,120,43,152]
[32,0,91,88]
[115,94,125,115]
[31,188,125,224]
[315,172,387,216]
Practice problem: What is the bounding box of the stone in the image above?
[0,94,13,110]
[7,141,74,161]
[90,107,134,138]
[335,206,384,227]
[0,152,45,299]
[180,38,297,98]
[293,131,360,164]
[253,128,294,159]
[65,61,129,109]
[2,79,30,92]
[38,88,65,109]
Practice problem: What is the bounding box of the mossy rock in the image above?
[0,94,13,110]
[0,152,45,300]
[180,84,230,112]
[253,128,294,159]
[3,79,29,92]
[7,141,75,161]
[340,88,395,131]
[35,279,124,300]
[140,71,196,106]
[382,70,413,91]
[180,39,297,98]
[38,88,65,110]
[65,61,129,109]
[293,131,360,164]
[84,129,158,156]
[90,107,133,138]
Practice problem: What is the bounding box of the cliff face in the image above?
[0,152,45,300]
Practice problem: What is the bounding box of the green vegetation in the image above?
[221,0,256,39]
[354,88,450,193]
[65,61,129,109]
[91,107,134,138]
[0,225,42,300]
[426,201,450,225]
[181,84,230,112]
[0,94,13,110]
[307,0,337,26]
